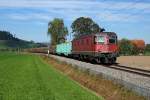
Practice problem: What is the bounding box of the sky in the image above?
[0,0,150,43]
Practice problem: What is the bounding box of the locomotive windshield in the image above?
[95,36,105,43]
[109,36,116,44]
[95,34,117,44]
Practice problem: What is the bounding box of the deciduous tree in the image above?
[48,18,68,46]
[119,39,140,55]
[71,17,105,38]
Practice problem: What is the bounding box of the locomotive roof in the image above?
[95,32,116,35]
[73,32,117,40]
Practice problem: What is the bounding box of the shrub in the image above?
[119,39,141,55]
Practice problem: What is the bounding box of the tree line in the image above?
[119,39,145,55]
[0,30,47,51]
[0,31,19,41]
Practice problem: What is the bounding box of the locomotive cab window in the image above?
[95,36,105,43]
[109,36,116,44]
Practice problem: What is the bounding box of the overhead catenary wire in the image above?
[112,0,146,21]
[99,0,144,19]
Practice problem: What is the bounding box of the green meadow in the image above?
[0,52,102,100]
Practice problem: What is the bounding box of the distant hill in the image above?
[0,31,47,49]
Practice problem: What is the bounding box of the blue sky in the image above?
[0,0,150,43]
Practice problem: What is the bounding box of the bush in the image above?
[119,39,140,55]
[144,44,150,55]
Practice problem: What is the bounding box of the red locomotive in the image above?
[72,32,119,64]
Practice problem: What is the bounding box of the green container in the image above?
[56,42,72,56]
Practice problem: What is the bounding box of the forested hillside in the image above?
[0,31,47,49]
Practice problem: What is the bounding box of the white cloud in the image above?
[8,13,51,21]
[0,0,150,22]
[97,12,140,22]
[0,0,150,11]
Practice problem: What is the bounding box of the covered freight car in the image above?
[56,42,72,56]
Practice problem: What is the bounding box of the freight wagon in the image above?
[56,42,72,56]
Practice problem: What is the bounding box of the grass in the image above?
[0,52,102,100]
[42,56,146,100]
[144,51,150,56]
[0,41,9,49]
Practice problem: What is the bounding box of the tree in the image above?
[144,44,150,55]
[131,40,145,53]
[0,31,14,40]
[119,39,134,55]
[119,39,140,55]
[47,18,68,46]
[145,44,150,51]
[71,17,105,38]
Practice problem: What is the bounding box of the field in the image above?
[0,52,102,100]
[117,56,150,70]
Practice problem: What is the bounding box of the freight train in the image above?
[56,32,119,64]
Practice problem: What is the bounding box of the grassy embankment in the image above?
[0,52,102,100]
[42,55,146,100]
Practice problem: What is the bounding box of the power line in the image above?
[103,0,145,22]
[119,0,148,21]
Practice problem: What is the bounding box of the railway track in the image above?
[103,64,150,77]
